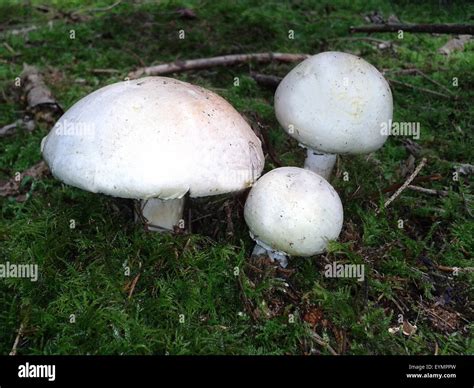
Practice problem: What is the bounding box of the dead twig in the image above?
[377,158,427,213]
[387,78,452,99]
[349,23,474,35]
[0,121,18,137]
[1,25,38,37]
[373,174,442,199]
[128,53,309,79]
[308,331,339,356]
[9,322,25,356]
[0,118,35,137]
[72,0,122,15]
[91,68,120,74]
[3,42,18,56]
[329,36,394,44]
[407,185,448,196]
[250,72,282,90]
[436,265,474,274]
[384,68,456,96]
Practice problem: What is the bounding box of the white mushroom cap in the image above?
[274,51,393,154]
[244,167,343,257]
[42,77,264,199]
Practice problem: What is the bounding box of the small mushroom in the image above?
[42,77,264,231]
[244,167,343,267]
[274,51,393,179]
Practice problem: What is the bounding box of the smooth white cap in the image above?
[244,167,343,257]
[42,77,264,200]
[275,51,393,154]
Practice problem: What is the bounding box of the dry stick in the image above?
[437,265,474,274]
[128,53,310,79]
[328,36,395,45]
[349,24,474,35]
[385,68,456,96]
[415,70,456,96]
[3,42,17,55]
[250,72,282,89]
[72,0,122,15]
[407,185,448,196]
[387,78,451,99]
[379,174,441,196]
[377,158,427,214]
[0,121,19,137]
[9,322,25,356]
[92,68,120,74]
[1,118,35,138]
[308,331,339,356]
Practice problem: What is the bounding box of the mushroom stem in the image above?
[303,149,336,180]
[251,239,288,268]
[137,197,185,232]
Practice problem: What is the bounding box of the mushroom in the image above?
[274,51,393,179]
[244,167,343,267]
[41,77,264,231]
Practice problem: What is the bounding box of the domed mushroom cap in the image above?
[244,167,343,257]
[42,77,264,199]
[275,51,393,154]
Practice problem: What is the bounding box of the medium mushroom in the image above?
[244,167,343,267]
[41,77,264,231]
[274,51,393,179]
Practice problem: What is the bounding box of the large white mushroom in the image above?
[42,77,264,231]
[274,51,393,179]
[244,167,343,267]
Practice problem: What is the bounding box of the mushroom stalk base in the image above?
[137,197,185,232]
[251,239,288,268]
[304,149,336,180]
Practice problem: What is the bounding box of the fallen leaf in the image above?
[455,163,474,176]
[20,64,63,123]
[0,161,49,201]
[402,320,417,336]
[438,35,471,56]
[303,307,324,327]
